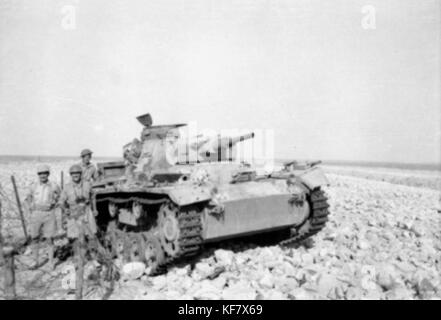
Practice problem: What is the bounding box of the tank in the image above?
[92,113,330,275]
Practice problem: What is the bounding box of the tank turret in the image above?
[123,113,185,171]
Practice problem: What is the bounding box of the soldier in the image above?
[59,164,97,240]
[79,148,98,182]
[24,164,61,269]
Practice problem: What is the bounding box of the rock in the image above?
[362,287,385,300]
[416,278,437,298]
[274,277,299,294]
[301,253,314,265]
[316,273,340,298]
[385,286,414,300]
[358,240,370,250]
[288,288,316,300]
[194,262,215,279]
[121,262,146,280]
[174,266,190,277]
[222,281,257,300]
[180,277,195,291]
[258,273,274,289]
[280,261,297,275]
[215,249,234,267]
[323,232,337,241]
[207,266,226,280]
[262,289,288,300]
[257,247,276,265]
[193,281,221,300]
[191,271,203,282]
[331,284,346,300]
[393,261,415,274]
[346,287,363,300]
[164,290,182,299]
[293,268,309,285]
[142,291,166,300]
[289,250,302,265]
[211,275,227,290]
[151,275,167,290]
[375,264,399,291]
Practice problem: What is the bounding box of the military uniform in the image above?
[80,162,98,182]
[79,148,98,182]
[25,180,61,239]
[59,180,97,239]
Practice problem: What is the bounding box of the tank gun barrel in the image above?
[217,132,255,149]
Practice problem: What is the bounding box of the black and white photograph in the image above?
[0,0,440,302]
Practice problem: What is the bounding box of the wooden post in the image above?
[10,175,28,240]
[61,171,64,190]
[75,225,85,300]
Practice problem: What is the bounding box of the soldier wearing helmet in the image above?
[24,164,61,269]
[59,164,97,240]
[78,148,98,183]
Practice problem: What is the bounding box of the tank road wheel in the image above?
[113,230,130,262]
[141,233,166,276]
[128,233,144,262]
[281,188,330,246]
[157,203,181,257]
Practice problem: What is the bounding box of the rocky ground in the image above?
[323,164,441,191]
[0,161,440,300]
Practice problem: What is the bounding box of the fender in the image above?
[298,167,330,191]
[161,185,213,206]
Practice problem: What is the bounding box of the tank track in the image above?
[280,188,330,246]
[104,201,203,276]
[156,204,203,275]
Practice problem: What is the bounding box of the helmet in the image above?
[37,164,50,174]
[69,164,83,174]
[80,149,93,157]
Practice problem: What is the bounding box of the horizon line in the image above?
[0,154,439,166]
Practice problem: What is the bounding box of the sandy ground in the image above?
[0,160,440,300]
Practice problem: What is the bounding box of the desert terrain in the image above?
[0,159,440,300]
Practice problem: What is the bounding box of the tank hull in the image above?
[201,179,310,241]
[93,174,314,241]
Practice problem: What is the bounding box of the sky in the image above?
[0,0,440,163]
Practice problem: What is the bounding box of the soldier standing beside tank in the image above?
[79,149,98,183]
[59,164,97,241]
[24,164,61,269]
[59,165,98,295]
